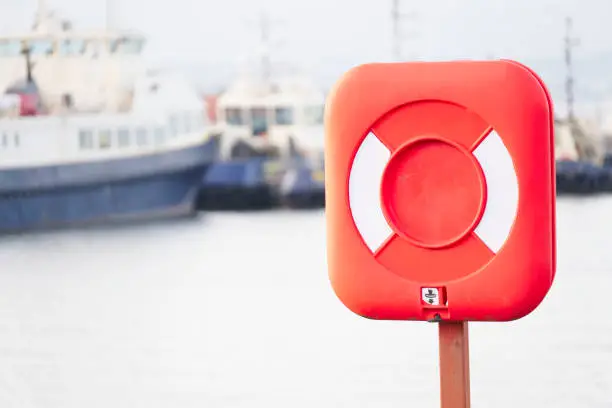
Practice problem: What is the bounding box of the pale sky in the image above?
[2,0,612,116]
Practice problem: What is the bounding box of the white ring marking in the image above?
[473,130,519,253]
[348,132,394,252]
[348,129,518,255]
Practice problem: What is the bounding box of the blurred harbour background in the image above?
[0,199,610,407]
[0,0,611,407]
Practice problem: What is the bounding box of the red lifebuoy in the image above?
[324,60,556,322]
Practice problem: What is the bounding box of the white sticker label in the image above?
[421,288,440,305]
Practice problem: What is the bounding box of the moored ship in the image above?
[0,1,219,233]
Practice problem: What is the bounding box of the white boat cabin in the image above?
[0,2,209,169]
[0,5,146,115]
[554,117,603,164]
[214,76,325,159]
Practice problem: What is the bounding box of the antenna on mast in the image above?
[254,11,284,83]
[242,11,283,82]
[391,0,418,61]
[260,12,272,83]
[564,16,579,123]
[32,0,48,31]
[37,0,47,17]
[105,0,114,30]
[562,17,598,163]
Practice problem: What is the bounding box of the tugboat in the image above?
[277,156,325,209]
[555,117,609,194]
[554,16,610,195]
[0,1,219,233]
[197,14,325,211]
[197,155,278,211]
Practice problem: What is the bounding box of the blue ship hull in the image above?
[0,137,219,233]
[556,159,612,195]
[196,156,326,211]
[197,158,277,211]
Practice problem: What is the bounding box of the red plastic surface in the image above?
[324,60,556,322]
[380,135,487,249]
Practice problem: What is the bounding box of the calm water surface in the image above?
[0,197,610,407]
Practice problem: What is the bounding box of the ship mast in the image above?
[37,0,48,19]
[563,17,600,163]
[564,16,579,124]
[391,0,417,61]
[392,0,401,61]
[105,0,115,30]
[259,12,272,83]
[237,9,285,84]
[32,0,48,31]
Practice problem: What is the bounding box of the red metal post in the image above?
[438,321,471,408]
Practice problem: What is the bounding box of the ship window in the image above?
[1,133,7,147]
[250,107,268,136]
[183,114,192,133]
[154,127,165,145]
[98,129,112,149]
[59,39,86,56]
[136,127,148,146]
[111,37,144,55]
[225,108,243,125]
[117,128,130,147]
[0,40,22,57]
[275,107,294,125]
[79,129,94,149]
[14,132,19,147]
[168,116,179,137]
[28,39,54,55]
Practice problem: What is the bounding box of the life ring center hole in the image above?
[381,138,485,247]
